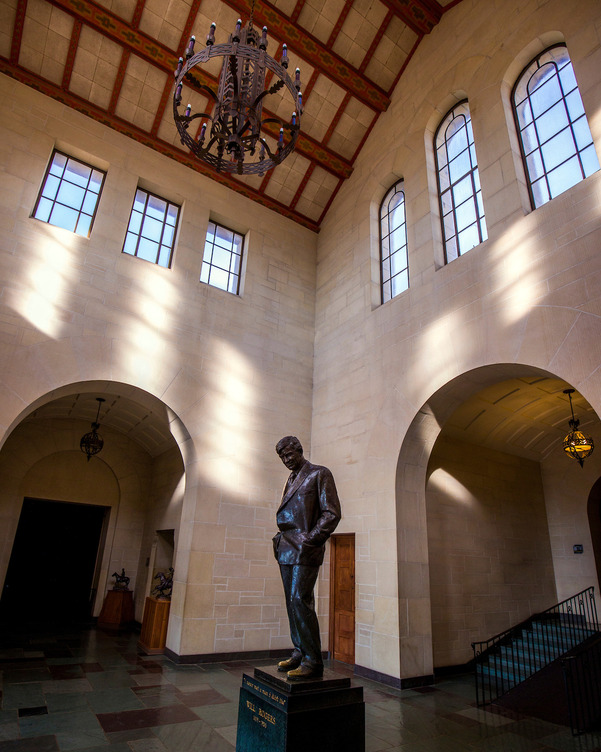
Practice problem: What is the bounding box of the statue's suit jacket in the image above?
[273,460,341,567]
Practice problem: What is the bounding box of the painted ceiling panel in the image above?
[1,0,457,230]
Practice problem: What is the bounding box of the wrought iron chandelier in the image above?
[173,4,302,175]
[80,397,105,461]
[562,388,594,467]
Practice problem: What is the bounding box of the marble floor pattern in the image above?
[1,626,601,751]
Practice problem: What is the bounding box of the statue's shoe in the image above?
[277,656,302,672]
[287,664,324,680]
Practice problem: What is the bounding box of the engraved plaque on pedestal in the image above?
[236,666,365,752]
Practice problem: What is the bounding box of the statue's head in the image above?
[276,435,303,455]
[276,436,304,473]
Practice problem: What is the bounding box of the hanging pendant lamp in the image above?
[80,397,105,461]
[562,388,594,467]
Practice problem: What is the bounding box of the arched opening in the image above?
[396,364,601,681]
[0,381,192,636]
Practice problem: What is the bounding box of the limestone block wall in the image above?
[134,446,185,622]
[426,436,556,668]
[0,73,318,657]
[313,0,601,681]
[541,450,601,604]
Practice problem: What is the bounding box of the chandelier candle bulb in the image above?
[186,35,195,58]
[184,104,191,119]
[207,23,216,45]
[281,44,288,68]
[260,26,268,50]
[175,57,183,78]
[234,19,241,40]
[175,82,182,104]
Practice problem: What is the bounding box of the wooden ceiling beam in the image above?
[219,0,390,112]
[378,0,443,35]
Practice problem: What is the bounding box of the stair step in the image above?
[472,591,600,707]
[503,641,577,657]
[478,664,529,684]
[530,624,592,635]
[478,629,597,687]
[493,657,544,673]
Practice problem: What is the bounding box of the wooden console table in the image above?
[97,589,134,627]
[138,596,170,654]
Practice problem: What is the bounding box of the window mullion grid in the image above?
[383,214,392,281]
[155,203,170,265]
[439,137,454,263]
[529,88,554,206]
[379,214,388,304]
[226,237,234,291]
[515,47,599,208]
[446,168,460,252]
[134,192,151,259]
[516,94,539,208]
[466,127,485,243]
[527,62,560,205]
[467,169,482,247]
[547,63,586,186]
[567,110,588,183]
[71,159,92,235]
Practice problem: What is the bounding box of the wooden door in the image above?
[329,533,355,664]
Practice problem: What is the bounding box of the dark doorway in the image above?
[588,477,601,590]
[0,498,108,626]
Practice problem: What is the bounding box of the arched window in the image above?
[380,180,408,303]
[434,101,487,263]
[512,45,599,209]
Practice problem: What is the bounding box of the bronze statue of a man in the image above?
[273,436,341,679]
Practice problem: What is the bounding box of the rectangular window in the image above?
[200,221,244,294]
[32,150,106,237]
[123,189,180,268]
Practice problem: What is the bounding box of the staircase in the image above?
[472,588,599,707]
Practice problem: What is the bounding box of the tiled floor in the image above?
[1,625,601,751]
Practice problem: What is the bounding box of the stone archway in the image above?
[0,380,196,651]
[395,363,601,680]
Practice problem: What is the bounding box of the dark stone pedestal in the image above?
[235,665,365,752]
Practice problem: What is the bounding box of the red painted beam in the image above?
[219,0,390,113]
[378,0,443,35]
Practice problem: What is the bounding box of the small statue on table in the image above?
[111,568,130,590]
[152,567,174,600]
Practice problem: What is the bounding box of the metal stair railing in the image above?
[471,587,599,706]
